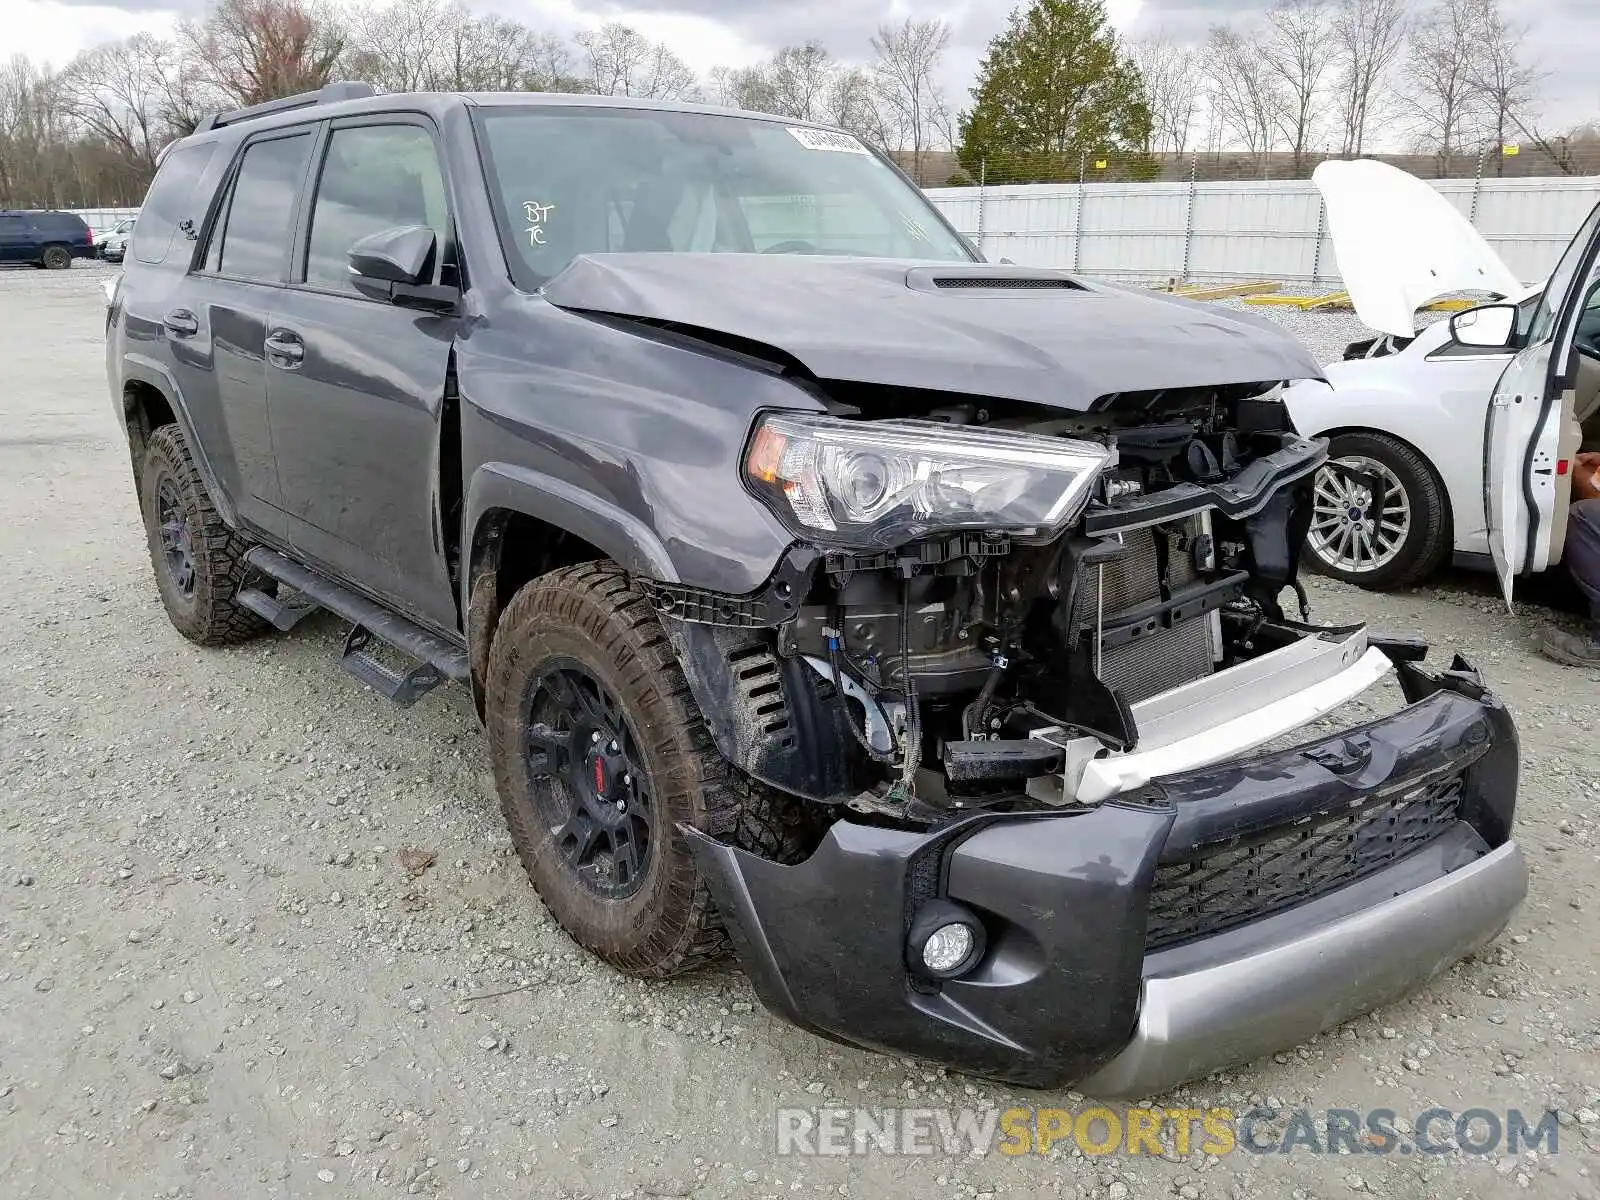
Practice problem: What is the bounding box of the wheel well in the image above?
[464,508,606,720]
[1313,425,1454,527]
[122,381,176,482]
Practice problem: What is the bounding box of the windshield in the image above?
[472,105,973,288]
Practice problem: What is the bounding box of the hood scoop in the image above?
[931,276,1084,290]
[906,266,1086,294]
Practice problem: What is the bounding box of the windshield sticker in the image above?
[787,127,870,155]
[523,200,555,246]
[900,212,931,244]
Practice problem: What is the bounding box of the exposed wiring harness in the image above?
[895,582,923,795]
[823,623,896,765]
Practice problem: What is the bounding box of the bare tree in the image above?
[1403,0,1485,171]
[178,0,346,107]
[0,55,61,203]
[1331,0,1408,154]
[705,64,769,111]
[431,10,540,91]
[869,17,952,177]
[575,23,698,101]
[1130,33,1203,156]
[343,0,439,94]
[766,42,835,123]
[524,33,581,93]
[825,65,893,147]
[1463,0,1545,172]
[1260,0,1335,173]
[55,35,178,172]
[1204,26,1284,171]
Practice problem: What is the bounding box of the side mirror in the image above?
[347,225,458,311]
[1449,303,1518,350]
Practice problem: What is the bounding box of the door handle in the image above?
[264,329,304,368]
[163,309,199,338]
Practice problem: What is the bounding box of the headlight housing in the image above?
[744,414,1114,550]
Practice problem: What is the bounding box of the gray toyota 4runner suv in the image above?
[107,83,1526,1095]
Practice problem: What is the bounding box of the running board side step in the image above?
[235,586,319,631]
[242,547,469,707]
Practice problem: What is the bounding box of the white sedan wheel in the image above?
[1308,455,1413,576]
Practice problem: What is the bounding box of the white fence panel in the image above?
[72,207,139,231]
[925,176,1600,289]
[1079,183,1191,280]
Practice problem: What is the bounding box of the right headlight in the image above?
[743,414,1114,550]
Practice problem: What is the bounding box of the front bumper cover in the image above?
[687,654,1522,1095]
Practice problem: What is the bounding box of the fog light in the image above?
[922,924,975,973]
[906,900,986,980]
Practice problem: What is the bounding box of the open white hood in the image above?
[1312,159,1522,337]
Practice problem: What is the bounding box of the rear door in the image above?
[1485,201,1600,604]
[179,129,316,536]
[0,214,28,263]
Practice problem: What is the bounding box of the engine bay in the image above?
[652,383,1329,825]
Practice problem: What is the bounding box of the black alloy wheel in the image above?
[156,477,198,599]
[524,660,656,899]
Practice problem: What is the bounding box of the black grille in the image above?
[931,276,1083,290]
[1146,773,1466,951]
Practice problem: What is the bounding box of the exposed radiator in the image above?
[1071,518,1215,705]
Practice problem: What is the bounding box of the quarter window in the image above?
[212,133,313,283]
[304,124,451,293]
[132,142,215,266]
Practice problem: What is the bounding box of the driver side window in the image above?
[1529,201,1600,347]
[303,123,452,294]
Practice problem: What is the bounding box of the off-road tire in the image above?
[39,244,71,270]
[139,424,269,645]
[486,562,817,978]
[1305,431,1452,591]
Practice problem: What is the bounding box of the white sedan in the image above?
[1285,161,1599,590]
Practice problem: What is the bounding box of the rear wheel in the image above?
[486,563,816,978]
[138,424,269,645]
[39,244,71,270]
[1305,431,1451,590]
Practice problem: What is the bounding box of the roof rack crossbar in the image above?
[194,81,377,134]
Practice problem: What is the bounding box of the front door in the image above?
[1485,200,1600,605]
[265,118,459,634]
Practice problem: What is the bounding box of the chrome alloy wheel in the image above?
[1307,455,1412,575]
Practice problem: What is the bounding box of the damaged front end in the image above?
[654,381,1333,815]
[644,379,1524,1092]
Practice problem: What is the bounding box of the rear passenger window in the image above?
[132,142,215,266]
[212,133,313,283]
[303,124,451,294]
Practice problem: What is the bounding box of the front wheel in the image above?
[1304,431,1451,590]
[486,563,816,978]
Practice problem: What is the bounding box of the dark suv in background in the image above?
[104,82,1525,1095]
[0,209,94,268]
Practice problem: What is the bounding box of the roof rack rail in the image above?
[194,81,377,135]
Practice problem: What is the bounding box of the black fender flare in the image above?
[459,462,680,718]
[120,352,238,527]
[461,462,678,607]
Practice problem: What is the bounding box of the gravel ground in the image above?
[3,264,1599,1200]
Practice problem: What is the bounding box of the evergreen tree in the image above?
[958,0,1154,183]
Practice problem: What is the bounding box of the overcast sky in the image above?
[13,0,1599,138]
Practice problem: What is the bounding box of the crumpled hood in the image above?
[540,254,1323,411]
[1313,159,1522,338]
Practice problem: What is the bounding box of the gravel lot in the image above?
[3,264,1599,1200]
